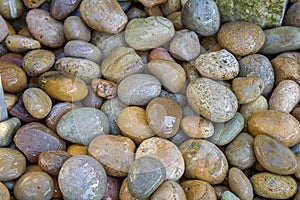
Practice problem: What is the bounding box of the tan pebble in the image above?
[271,57,300,85]
[91,78,117,99]
[63,16,91,42]
[4,93,17,110]
[23,0,45,8]
[145,5,163,16]
[0,181,10,200]
[67,144,87,156]
[5,35,41,53]
[181,180,217,200]
[148,47,175,62]
[151,181,186,200]
[167,11,184,30]
[181,116,214,138]
[228,167,253,200]
[18,27,33,38]
[138,0,166,8]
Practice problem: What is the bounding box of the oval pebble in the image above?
[180,180,216,200]
[50,0,81,20]
[0,117,21,147]
[228,167,253,200]
[151,181,186,200]
[5,35,41,53]
[58,155,107,200]
[0,182,9,200]
[63,16,91,42]
[0,15,8,42]
[180,116,214,138]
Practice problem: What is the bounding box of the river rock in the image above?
[63,16,91,42]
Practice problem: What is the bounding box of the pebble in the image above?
[151,180,186,200]
[0,148,26,181]
[0,181,9,200]
[88,134,136,177]
[238,54,275,97]
[0,0,24,19]
[254,135,298,175]
[4,93,18,111]
[195,49,239,80]
[167,11,184,30]
[63,16,91,42]
[9,97,38,122]
[292,106,300,122]
[14,172,54,200]
[67,144,87,156]
[58,155,107,200]
[22,0,45,8]
[146,97,182,138]
[5,35,41,53]
[169,29,201,61]
[284,2,300,27]
[144,5,163,16]
[182,62,200,83]
[225,132,256,170]
[271,56,300,85]
[14,122,66,162]
[127,156,166,199]
[117,106,155,144]
[0,15,8,42]
[126,7,147,20]
[221,191,240,200]
[0,53,23,67]
[228,168,253,200]
[181,180,216,200]
[26,9,65,48]
[80,0,127,34]
[64,40,102,64]
[125,16,175,50]
[119,177,142,200]
[138,0,166,8]
[148,47,175,62]
[186,78,238,123]
[117,73,161,106]
[102,176,122,200]
[248,110,300,147]
[38,150,71,177]
[22,88,52,119]
[180,139,228,184]
[38,71,88,102]
[0,61,27,93]
[181,0,220,36]
[101,46,144,83]
[259,26,300,54]
[232,77,264,104]
[0,117,21,147]
[55,57,101,83]
[269,80,300,113]
[56,107,110,146]
[181,116,214,138]
[50,0,81,20]
[214,186,229,200]
[251,172,297,199]
[22,49,55,76]
[148,60,186,93]
[208,112,244,146]
[81,85,104,108]
[161,0,181,16]
[217,21,265,56]
[136,137,184,181]
[91,78,116,100]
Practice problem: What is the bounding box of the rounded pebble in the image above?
[181,116,214,138]
[180,180,217,200]
[0,117,21,147]
[228,167,253,200]
[0,181,9,200]
[5,35,41,53]
[63,16,91,42]
[151,180,186,200]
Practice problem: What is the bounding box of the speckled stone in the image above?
[0,117,21,147]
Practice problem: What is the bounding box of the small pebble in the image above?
[0,117,21,147]
[50,0,81,20]
[181,180,217,200]
[63,16,91,42]
[181,116,214,138]
[151,181,186,200]
[5,35,41,53]
[91,78,117,99]
[228,168,253,200]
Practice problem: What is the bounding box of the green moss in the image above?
[216,0,288,28]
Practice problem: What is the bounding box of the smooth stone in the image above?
[14,122,66,162]
[136,137,185,181]
[63,16,91,42]
[91,78,117,100]
[57,107,110,146]
[127,156,166,199]
[259,26,300,54]
[167,11,184,30]
[9,98,38,122]
[225,132,256,170]
[151,180,186,200]
[254,135,298,175]
[0,61,27,93]
[102,176,122,200]
[58,155,107,200]
[221,191,240,200]
[38,71,88,102]
[181,0,220,36]
[180,139,228,184]
[148,47,175,62]
[50,0,81,20]
[0,0,24,19]
[81,85,104,107]
[269,80,300,113]
[0,181,9,200]
[0,117,21,147]
[0,53,23,67]
[38,150,71,177]
[195,49,239,80]
[14,172,54,200]
[4,93,17,111]
[0,15,8,42]
[117,73,161,106]
[217,21,265,56]
[64,40,101,64]
[101,97,127,135]
[284,2,300,27]
[26,9,65,48]
[182,62,200,83]
[23,0,45,8]
[55,57,101,83]
[5,35,41,53]
[144,6,163,16]
[271,56,300,85]
[22,88,52,119]
[138,0,166,7]
[161,0,181,16]
[67,144,87,156]
[88,135,135,177]
[126,7,147,20]
[119,177,143,200]
[248,110,300,147]
[101,46,144,83]
[228,168,253,200]
[232,77,264,104]
[148,59,186,93]
[125,16,175,50]
[169,29,201,61]
[216,0,288,28]
[214,186,230,200]
[180,180,217,200]
[0,148,26,181]
[181,116,214,138]
[22,49,55,76]
[80,0,127,34]
[208,112,244,146]
[251,172,297,199]
[186,78,238,123]
[117,106,155,144]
